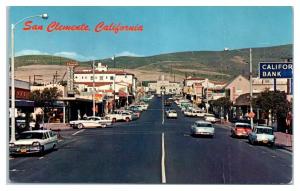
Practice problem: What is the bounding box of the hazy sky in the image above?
[9,6,293,61]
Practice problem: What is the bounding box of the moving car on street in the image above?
[248,126,275,146]
[135,102,149,111]
[190,120,214,137]
[166,109,178,118]
[231,122,252,138]
[9,130,58,155]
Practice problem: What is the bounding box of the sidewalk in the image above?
[274,132,293,152]
[219,121,293,152]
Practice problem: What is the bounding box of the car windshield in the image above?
[256,128,273,135]
[236,124,251,129]
[18,132,44,140]
[169,110,176,113]
[196,123,212,128]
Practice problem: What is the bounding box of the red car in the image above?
[231,123,252,138]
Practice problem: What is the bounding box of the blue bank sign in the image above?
[259,62,293,78]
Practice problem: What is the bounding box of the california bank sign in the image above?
[259,62,293,78]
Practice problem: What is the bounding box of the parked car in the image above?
[231,122,252,138]
[184,109,194,117]
[204,113,220,123]
[70,116,112,129]
[190,120,214,137]
[166,109,178,118]
[9,130,58,155]
[248,126,275,146]
[184,108,204,117]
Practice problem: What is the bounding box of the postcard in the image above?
[8,6,293,184]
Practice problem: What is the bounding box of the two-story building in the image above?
[74,63,137,108]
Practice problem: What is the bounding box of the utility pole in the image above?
[249,48,254,129]
[113,76,116,112]
[33,74,43,85]
[92,60,96,117]
[206,78,209,113]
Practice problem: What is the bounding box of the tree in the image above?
[211,97,232,119]
[29,87,62,123]
[253,90,290,129]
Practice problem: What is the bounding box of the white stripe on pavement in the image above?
[161,133,166,183]
[72,129,85,136]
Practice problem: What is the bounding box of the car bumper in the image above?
[10,146,42,154]
[236,133,249,137]
[256,139,275,144]
[192,131,214,136]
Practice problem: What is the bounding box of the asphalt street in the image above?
[9,96,293,184]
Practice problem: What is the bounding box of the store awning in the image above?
[15,99,34,107]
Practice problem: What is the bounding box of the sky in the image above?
[9,6,293,61]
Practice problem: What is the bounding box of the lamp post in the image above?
[10,14,48,143]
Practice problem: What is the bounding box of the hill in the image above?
[14,44,293,82]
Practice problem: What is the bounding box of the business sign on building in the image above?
[259,62,293,79]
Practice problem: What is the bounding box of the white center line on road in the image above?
[162,95,165,126]
[161,133,166,183]
[38,157,44,160]
[72,129,85,136]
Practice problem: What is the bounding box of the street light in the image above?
[10,14,48,143]
[224,48,254,129]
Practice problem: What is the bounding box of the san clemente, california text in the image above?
[22,21,144,34]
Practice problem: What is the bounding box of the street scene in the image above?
[8,7,293,184]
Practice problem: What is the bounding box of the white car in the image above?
[135,103,149,111]
[166,110,178,118]
[9,130,58,155]
[248,126,275,146]
[191,120,214,137]
[70,116,112,129]
[184,108,204,117]
[204,113,220,123]
[106,110,132,122]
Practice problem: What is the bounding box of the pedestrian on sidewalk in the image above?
[286,111,292,134]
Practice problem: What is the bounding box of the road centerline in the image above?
[161,133,166,183]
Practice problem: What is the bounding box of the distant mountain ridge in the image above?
[15,44,292,82]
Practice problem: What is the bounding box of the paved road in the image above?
[9,96,292,184]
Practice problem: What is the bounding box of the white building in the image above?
[148,75,182,95]
[73,63,137,107]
